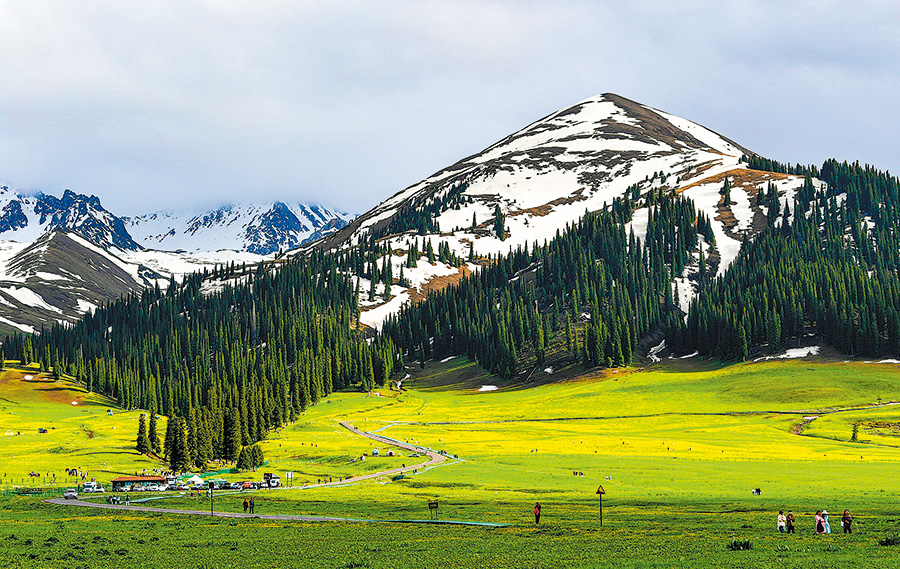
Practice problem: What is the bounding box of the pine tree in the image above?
[136,413,150,455]
[149,411,161,455]
[493,205,506,240]
[168,417,190,473]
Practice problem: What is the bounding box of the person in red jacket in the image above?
[534,502,541,524]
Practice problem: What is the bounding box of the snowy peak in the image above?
[306,92,755,257]
[126,201,352,255]
[298,92,815,331]
[0,186,140,251]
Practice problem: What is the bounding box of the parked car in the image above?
[63,488,78,500]
[146,484,160,492]
[191,483,206,491]
[240,481,253,489]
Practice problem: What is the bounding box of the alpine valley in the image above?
[4,93,900,569]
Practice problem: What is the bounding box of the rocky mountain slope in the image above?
[0,186,140,251]
[300,93,818,329]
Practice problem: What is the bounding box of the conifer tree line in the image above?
[3,253,400,470]
[672,159,900,359]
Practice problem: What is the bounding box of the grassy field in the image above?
[2,356,900,567]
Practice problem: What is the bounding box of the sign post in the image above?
[428,500,439,520]
[286,472,294,488]
[596,485,606,527]
[209,481,215,516]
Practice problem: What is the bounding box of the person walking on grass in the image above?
[125,493,130,507]
[777,510,786,533]
[249,498,255,514]
[841,510,853,534]
[823,510,831,534]
[815,510,825,534]
[786,510,795,534]
[242,498,249,513]
[534,502,541,524]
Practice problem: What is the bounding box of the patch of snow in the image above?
[0,286,61,313]
[678,351,699,359]
[876,359,900,364]
[754,346,820,362]
[440,356,457,363]
[33,271,66,281]
[648,340,666,363]
[24,375,33,380]
[543,367,553,374]
[478,385,498,392]
[0,316,34,333]
[359,291,410,332]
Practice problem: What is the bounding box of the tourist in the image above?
[815,510,824,534]
[786,510,795,534]
[243,498,249,513]
[534,502,541,524]
[249,498,255,514]
[125,493,130,506]
[841,510,853,534]
[823,510,831,534]
[777,510,786,533]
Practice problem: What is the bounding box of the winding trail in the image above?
[44,421,500,526]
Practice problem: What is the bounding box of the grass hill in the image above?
[0,364,164,487]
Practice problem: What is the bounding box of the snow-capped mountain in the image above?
[301,93,816,329]
[125,202,353,255]
[0,186,140,251]
[0,185,352,334]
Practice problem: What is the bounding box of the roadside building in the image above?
[111,475,166,491]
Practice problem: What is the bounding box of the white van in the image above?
[82,481,104,493]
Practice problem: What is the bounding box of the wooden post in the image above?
[596,485,606,527]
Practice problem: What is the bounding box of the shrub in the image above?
[879,534,900,547]
[726,539,752,551]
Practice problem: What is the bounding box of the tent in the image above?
[183,475,204,486]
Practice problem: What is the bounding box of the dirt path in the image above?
[281,421,450,489]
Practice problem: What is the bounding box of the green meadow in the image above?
[2,356,900,568]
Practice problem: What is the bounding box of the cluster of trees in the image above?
[382,193,703,376]
[371,181,471,240]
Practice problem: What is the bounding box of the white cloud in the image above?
[1,0,899,215]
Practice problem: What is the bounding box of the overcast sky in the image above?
[2,1,899,215]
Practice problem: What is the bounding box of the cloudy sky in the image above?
[2,1,899,215]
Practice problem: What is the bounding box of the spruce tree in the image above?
[136,413,150,455]
[149,411,161,455]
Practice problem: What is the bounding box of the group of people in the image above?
[241,497,256,514]
[777,509,853,534]
[105,494,130,505]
